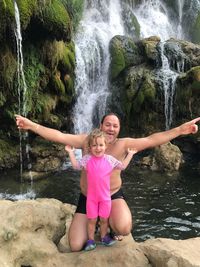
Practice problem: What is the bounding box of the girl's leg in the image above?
[68,212,88,252]
[99,217,109,238]
[109,198,132,236]
[87,218,97,240]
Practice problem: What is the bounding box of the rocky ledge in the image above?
[0,199,199,267]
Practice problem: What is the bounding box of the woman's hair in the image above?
[87,128,107,148]
[100,112,121,125]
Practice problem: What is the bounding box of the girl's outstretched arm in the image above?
[122,148,138,169]
[65,145,80,170]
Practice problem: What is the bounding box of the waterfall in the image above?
[14,1,32,182]
[177,0,185,39]
[134,0,176,40]
[14,1,28,116]
[73,0,124,134]
[157,43,178,130]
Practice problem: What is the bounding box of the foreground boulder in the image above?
[140,237,200,267]
[0,199,200,267]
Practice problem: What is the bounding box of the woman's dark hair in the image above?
[100,113,121,125]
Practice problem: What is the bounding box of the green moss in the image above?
[110,44,125,81]
[131,14,140,38]
[43,41,75,73]
[52,71,66,95]
[0,92,6,107]
[0,0,15,41]
[0,47,17,90]
[61,0,84,32]
[41,0,71,41]
[191,12,200,44]
[142,78,156,101]
[0,139,18,169]
[176,67,200,118]
[16,0,37,29]
[64,74,74,94]
[59,42,75,73]
[124,70,156,127]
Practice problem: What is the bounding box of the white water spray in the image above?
[177,0,185,39]
[134,0,176,40]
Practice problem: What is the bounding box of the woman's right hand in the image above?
[15,114,35,130]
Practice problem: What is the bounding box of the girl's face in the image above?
[90,136,106,157]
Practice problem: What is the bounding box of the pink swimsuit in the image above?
[78,154,123,219]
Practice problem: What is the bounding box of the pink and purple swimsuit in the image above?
[78,154,123,219]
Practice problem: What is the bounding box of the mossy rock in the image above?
[52,71,66,95]
[16,0,38,29]
[0,139,19,169]
[58,42,76,73]
[109,35,144,81]
[175,66,200,119]
[141,36,161,63]
[191,11,200,44]
[39,0,72,41]
[0,0,15,42]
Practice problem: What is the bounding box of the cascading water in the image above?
[157,43,178,130]
[14,1,32,182]
[177,0,185,39]
[134,0,176,40]
[14,1,28,117]
[73,0,124,134]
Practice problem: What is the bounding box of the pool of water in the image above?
[0,162,200,242]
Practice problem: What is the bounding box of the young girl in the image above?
[65,129,137,251]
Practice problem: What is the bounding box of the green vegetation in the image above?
[191,12,200,44]
[61,0,84,32]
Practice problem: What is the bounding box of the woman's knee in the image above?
[69,239,84,252]
[112,223,132,236]
[109,215,132,235]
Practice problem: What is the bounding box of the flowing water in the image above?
[14,1,33,181]
[73,0,124,134]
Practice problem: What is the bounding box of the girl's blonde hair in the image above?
[87,128,107,148]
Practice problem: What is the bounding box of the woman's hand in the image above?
[179,117,200,135]
[15,114,36,130]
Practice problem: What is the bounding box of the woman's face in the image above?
[100,115,120,144]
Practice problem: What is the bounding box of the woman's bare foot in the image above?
[113,234,123,241]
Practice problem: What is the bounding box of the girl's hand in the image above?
[127,148,138,155]
[65,145,75,153]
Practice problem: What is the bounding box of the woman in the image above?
[15,113,200,251]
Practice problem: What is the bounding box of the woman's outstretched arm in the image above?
[15,114,87,148]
